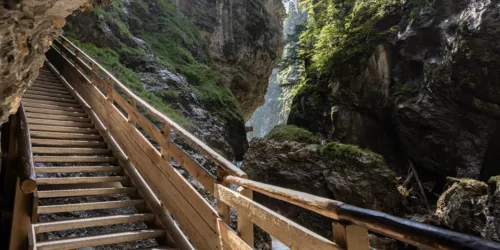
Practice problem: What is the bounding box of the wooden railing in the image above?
[46,35,500,250]
[6,104,37,250]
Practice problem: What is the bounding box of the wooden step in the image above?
[30,131,99,140]
[34,156,117,163]
[32,84,68,91]
[29,125,95,133]
[35,166,121,173]
[35,77,63,84]
[38,187,135,198]
[27,118,93,128]
[22,98,81,108]
[34,213,154,233]
[36,229,164,250]
[25,107,86,117]
[37,200,144,214]
[29,86,69,95]
[33,147,110,155]
[25,90,73,99]
[37,176,128,185]
[31,139,105,147]
[27,113,90,122]
[23,94,77,104]
[23,102,84,113]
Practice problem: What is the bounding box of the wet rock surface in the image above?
[0,0,110,124]
[287,0,500,182]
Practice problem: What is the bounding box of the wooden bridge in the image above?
[3,35,500,250]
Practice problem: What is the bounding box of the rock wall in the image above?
[179,0,286,118]
[0,0,110,123]
[288,0,500,181]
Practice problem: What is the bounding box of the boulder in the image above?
[435,178,500,241]
[243,137,403,238]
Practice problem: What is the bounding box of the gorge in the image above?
[1,0,500,249]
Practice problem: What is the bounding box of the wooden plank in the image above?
[217,218,253,250]
[35,166,121,173]
[38,187,136,198]
[224,176,342,220]
[34,213,154,233]
[25,107,86,117]
[27,113,90,122]
[333,223,369,250]
[216,168,231,225]
[36,229,165,250]
[215,184,341,250]
[9,178,32,250]
[23,94,77,104]
[237,187,254,247]
[38,200,144,214]
[27,118,93,128]
[25,90,73,99]
[33,82,67,89]
[31,139,105,147]
[30,131,99,140]
[23,102,84,113]
[34,156,117,163]
[22,97,81,108]
[32,147,110,155]
[169,143,215,194]
[29,125,96,133]
[37,176,128,185]
[29,86,69,95]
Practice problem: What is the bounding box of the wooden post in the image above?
[107,79,115,102]
[216,167,231,225]
[61,39,67,58]
[333,222,369,250]
[91,63,99,86]
[74,50,80,71]
[237,187,254,247]
[160,124,171,163]
[129,99,137,127]
[9,178,33,250]
[31,191,39,223]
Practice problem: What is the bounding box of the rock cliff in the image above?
[178,0,286,118]
[287,0,500,182]
[0,0,110,123]
[63,0,284,158]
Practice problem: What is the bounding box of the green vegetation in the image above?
[321,142,383,162]
[64,0,244,129]
[267,125,320,144]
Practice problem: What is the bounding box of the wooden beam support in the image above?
[237,187,254,248]
[333,222,369,250]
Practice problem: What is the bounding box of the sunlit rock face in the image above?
[0,0,110,123]
[179,0,286,119]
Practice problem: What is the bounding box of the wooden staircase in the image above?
[22,66,174,250]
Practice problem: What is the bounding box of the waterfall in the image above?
[247,0,306,141]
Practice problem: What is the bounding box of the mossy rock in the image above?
[267,125,320,144]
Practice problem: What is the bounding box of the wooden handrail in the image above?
[225,176,500,250]
[55,35,246,178]
[18,104,36,194]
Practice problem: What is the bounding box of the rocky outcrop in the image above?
[179,0,286,118]
[435,178,500,241]
[0,0,110,123]
[288,0,500,181]
[243,136,402,238]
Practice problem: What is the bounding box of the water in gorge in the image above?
[247,0,306,141]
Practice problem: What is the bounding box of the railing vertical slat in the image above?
[333,222,369,250]
[129,99,137,127]
[237,187,254,247]
[216,168,231,225]
[161,124,171,162]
